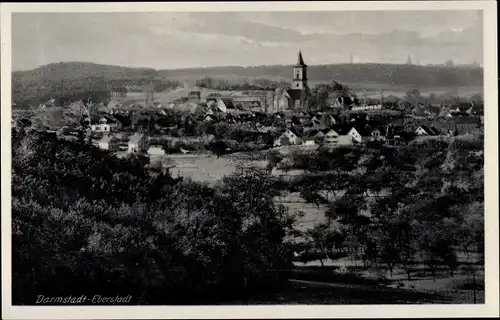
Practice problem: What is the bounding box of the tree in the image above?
[11,132,297,304]
[305,223,344,267]
[208,140,229,158]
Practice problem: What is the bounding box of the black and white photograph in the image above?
[1,1,498,319]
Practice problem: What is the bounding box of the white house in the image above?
[128,133,146,153]
[323,129,353,147]
[216,99,235,113]
[274,128,302,147]
[91,117,120,133]
[97,135,118,151]
[347,127,364,143]
[345,126,374,144]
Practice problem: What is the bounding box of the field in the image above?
[158,150,329,233]
[166,153,267,184]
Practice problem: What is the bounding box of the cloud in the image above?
[11,11,484,70]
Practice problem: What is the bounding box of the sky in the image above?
[12,11,483,71]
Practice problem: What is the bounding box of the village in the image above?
[12,51,484,180]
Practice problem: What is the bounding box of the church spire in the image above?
[296,50,306,66]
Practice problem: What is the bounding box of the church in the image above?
[274,51,310,111]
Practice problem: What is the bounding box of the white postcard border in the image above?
[1,1,498,319]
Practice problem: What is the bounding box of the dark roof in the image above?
[288,127,303,138]
[472,103,484,113]
[19,118,32,125]
[204,114,218,120]
[329,124,354,135]
[285,89,302,101]
[316,128,332,135]
[352,125,374,136]
[291,116,302,125]
[454,102,473,111]
[220,99,235,109]
[91,115,117,125]
[295,51,307,67]
[420,125,440,135]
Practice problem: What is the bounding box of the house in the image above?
[415,125,441,136]
[274,128,302,147]
[91,116,120,133]
[98,135,119,151]
[312,112,337,128]
[303,128,330,145]
[217,99,235,113]
[347,126,373,143]
[128,133,147,153]
[323,126,353,147]
[312,128,331,144]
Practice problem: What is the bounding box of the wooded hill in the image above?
[12,62,483,106]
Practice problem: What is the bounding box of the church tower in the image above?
[292,51,308,90]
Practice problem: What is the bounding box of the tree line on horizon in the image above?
[12,61,483,107]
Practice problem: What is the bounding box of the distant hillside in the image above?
[12,62,156,106]
[13,62,156,82]
[157,63,483,87]
[12,62,483,106]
